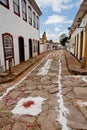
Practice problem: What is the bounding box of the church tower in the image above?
[42,31,47,44]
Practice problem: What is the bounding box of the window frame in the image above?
[21,0,27,22]
[2,33,14,60]
[13,0,20,16]
[33,12,36,28]
[36,16,39,30]
[0,0,9,9]
[28,6,32,25]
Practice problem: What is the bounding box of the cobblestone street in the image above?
[0,50,87,130]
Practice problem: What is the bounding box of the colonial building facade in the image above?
[0,0,42,71]
[69,0,87,66]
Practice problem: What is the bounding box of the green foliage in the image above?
[59,33,68,46]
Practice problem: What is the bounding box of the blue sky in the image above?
[35,0,83,42]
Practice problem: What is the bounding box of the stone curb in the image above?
[65,51,87,75]
[0,52,50,84]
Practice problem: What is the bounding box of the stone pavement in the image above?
[0,50,87,130]
[0,52,50,84]
[1,50,87,84]
[65,50,87,75]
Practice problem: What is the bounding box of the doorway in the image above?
[29,39,32,58]
[38,41,40,55]
[80,31,83,60]
[18,37,25,63]
[76,34,79,58]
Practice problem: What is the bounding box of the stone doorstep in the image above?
[0,62,33,84]
[0,72,9,78]
[0,74,15,84]
[0,61,33,84]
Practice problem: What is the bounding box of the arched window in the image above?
[2,33,14,60]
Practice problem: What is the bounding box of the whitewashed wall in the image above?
[70,14,87,59]
[40,44,47,53]
[0,0,40,71]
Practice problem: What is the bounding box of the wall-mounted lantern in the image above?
[77,17,86,30]
[68,27,71,30]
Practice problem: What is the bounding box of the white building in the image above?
[40,31,47,53]
[69,0,87,65]
[0,0,42,71]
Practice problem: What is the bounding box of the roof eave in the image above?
[28,0,42,16]
[69,1,87,35]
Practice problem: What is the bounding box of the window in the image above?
[36,16,39,30]
[2,34,14,60]
[21,0,27,21]
[0,0,9,8]
[33,12,36,28]
[28,6,32,25]
[13,0,20,16]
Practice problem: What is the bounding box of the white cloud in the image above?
[40,30,59,42]
[64,20,73,24]
[36,0,82,12]
[44,15,73,25]
[58,29,69,38]
[55,27,60,32]
[44,15,66,24]
[43,29,69,42]
[47,33,59,42]
[36,0,83,42]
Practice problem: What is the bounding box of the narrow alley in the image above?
[0,50,87,130]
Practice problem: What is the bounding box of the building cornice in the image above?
[28,0,42,16]
[69,0,87,35]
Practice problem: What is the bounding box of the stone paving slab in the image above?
[66,105,87,129]
[74,87,87,99]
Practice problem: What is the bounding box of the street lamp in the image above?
[77,17,86,30]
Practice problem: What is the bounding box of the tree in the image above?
[59,33,68,46]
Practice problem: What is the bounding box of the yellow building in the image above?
[42,31,47,44]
